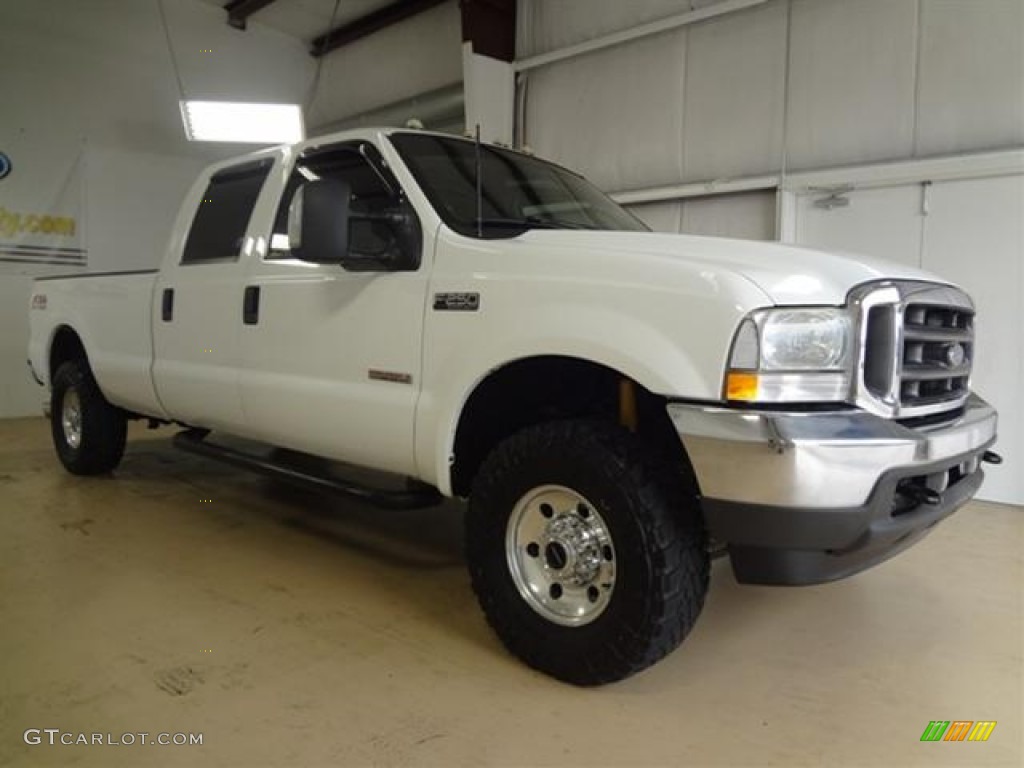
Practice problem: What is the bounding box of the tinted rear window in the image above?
[182,159,271,264]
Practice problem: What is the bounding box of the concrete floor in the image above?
[1,417,1021,768]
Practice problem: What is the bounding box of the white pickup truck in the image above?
[28,128,1000,685]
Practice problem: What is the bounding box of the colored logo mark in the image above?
[920,721,996,742]
[0,153,11,179]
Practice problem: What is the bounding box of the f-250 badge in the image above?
[433,292,480,311]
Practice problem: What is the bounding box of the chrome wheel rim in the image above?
[505,484,616,627]
[62,388,82,450]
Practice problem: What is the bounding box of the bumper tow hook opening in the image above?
[904,485,942,506]
[982,450,1003,465]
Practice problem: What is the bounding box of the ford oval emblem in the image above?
[0,153,10,180]
[945,343,966,367]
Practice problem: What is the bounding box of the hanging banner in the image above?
[0,145,87,269]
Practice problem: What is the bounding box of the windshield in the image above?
[389,132,649,238]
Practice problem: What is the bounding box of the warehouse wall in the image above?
[518,0,1024,195]
[309,0,463,132]
[0,0,314,417]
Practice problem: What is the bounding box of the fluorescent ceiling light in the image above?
[180,101,304,144]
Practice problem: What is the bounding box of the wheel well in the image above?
[49,326,87,382]
[450,356,697,497]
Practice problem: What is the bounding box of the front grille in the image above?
[853,282,974,419]
[900,303,973,409]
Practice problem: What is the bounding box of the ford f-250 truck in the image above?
[28,128,1000,685]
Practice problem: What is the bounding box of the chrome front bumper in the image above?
[667,394,998,584]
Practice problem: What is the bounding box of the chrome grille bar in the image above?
[901,326,972,343]
[901,363,971,381]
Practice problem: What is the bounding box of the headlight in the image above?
[725,308,852,403]
[761,309,851,370]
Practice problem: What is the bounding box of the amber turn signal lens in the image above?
[725,372,758,401]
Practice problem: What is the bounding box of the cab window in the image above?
[182,159,271,264]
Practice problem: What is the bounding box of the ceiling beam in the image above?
[224,0,278,31]
[310,0,449,58]
[461,0,515,62]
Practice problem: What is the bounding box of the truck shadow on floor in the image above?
[121,434,467,571]
[113,434,509,661]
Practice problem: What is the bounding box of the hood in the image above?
[518,230,942,305]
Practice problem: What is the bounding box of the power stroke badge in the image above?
[433,292,480,311]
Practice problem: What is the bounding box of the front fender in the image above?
[412,228,774,494]
[416,304,736,496]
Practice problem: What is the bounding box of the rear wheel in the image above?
[51,359,127,475]
[466,420,709,685]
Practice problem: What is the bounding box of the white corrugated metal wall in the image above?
[309,0,464,132]
[517,0,1022,221]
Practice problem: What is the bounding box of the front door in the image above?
[237,141,429,477]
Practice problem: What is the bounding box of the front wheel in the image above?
[51,359,127,475]
[466,420,709,685]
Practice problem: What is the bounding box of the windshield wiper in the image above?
[476,216,595,231]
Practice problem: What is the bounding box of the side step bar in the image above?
[173,430,443,510]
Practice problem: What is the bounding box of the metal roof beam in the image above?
[224,0,278,31]
[310,0,449,58]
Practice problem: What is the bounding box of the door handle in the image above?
[161,288,174,322]
[243,285,260,325]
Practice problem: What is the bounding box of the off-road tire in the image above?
[51,359,127,475]
[466,420,709,685]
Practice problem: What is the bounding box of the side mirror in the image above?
[340,210,422,272]
[288,179,351,264]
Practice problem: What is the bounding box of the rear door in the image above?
[152,158,272,431]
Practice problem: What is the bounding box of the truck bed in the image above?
[29,270,166,418]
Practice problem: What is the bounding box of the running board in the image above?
[172,430,443,510]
